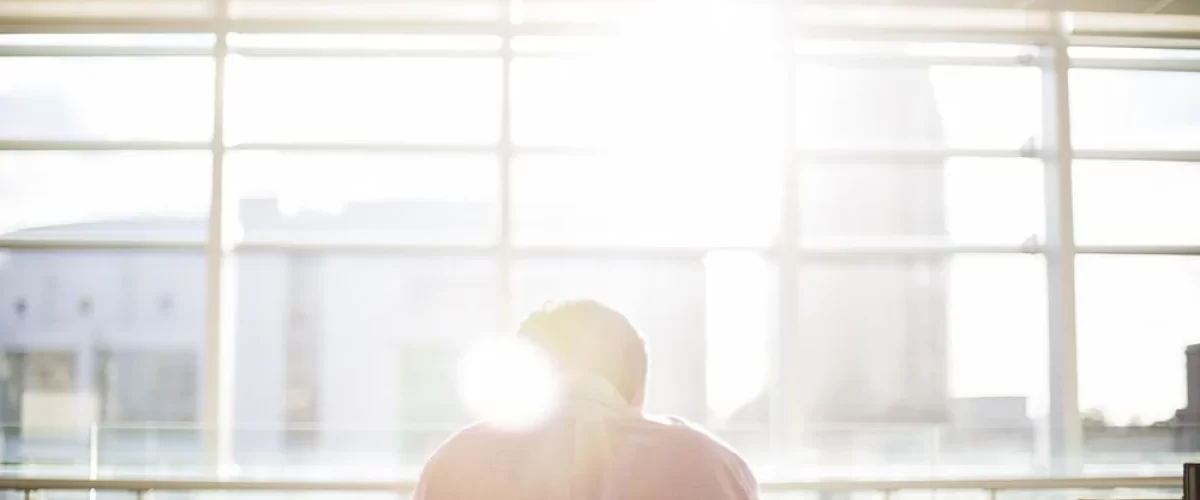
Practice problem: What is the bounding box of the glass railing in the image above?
[0,423,1197,482]
[0,475,1183,500]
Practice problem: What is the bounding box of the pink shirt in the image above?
[414,416,759,500]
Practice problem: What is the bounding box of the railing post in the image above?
[89,423,98,479]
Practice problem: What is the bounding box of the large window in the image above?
[1,0,1199,481]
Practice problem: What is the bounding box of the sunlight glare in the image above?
[457,335,561,430]
[705,251,771,419]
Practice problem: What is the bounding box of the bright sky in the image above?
[2,2,1200,425]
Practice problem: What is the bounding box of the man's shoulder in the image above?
[621,416,759,498]
[429,421,520,457]
[431,416,750,469]
[629,416,750,465]
[436,417,741,460]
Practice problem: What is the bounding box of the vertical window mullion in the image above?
[498,0,515,332]
[202,0,235,472]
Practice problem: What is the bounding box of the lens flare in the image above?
[457,335,560,431]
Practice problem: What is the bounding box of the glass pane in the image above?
[227,152,498,245]
[232,253,495,473]
[796,66,1040,150]
[512,28,785,149]
[797,255,1046,419]
[799,158,1044,246]
[1077,255,1200,427]
[513,154,781,247]
[231,0,498,20]
[510,57,615,147]
[225,57,501,144]
[704,252,774,465]
[0,57,212,141]
[0,248,206,468]
[794,254,1045,473]
[1074,161,1200,245]
[0,0,209,18]
[0,151,210,238]
[1072,69,1200,151]
[512,259,708,420]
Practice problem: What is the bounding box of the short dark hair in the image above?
[517,300,648,404]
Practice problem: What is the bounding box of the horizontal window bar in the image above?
[1071,35,1200,50]
[1074,150,1200,162]
[4,47,1194,71]
[237,242,763,259]
[791,27,1051,46]
[0,140,210,151]
[3,238,1040,257]
[0,474,1178,493]
[799,149,1200,163]
[0,16,1189,42]
[0,142,621,155]
[795,148,1031,162]
[4,143,1196,163]
[1071,57,1200,72]
[0,45,212,56]
[0,237,764,258]
[0,236,205,251]
[1075,245,1200,255]
[0,19,601,36]
[795,243,1040,257]
[758,475,1181,493]
[228,142,496,153]
[794,53,1039,68]
[0,18,228,34]
[235,240,498,255]
[11,239,1200,258]
[230,47,500,58]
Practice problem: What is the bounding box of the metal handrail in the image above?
[0,475,1181,494]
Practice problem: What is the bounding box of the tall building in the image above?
[1175,345,1200,451]
[792,65,949,424]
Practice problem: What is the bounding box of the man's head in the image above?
[517,300,648,409]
